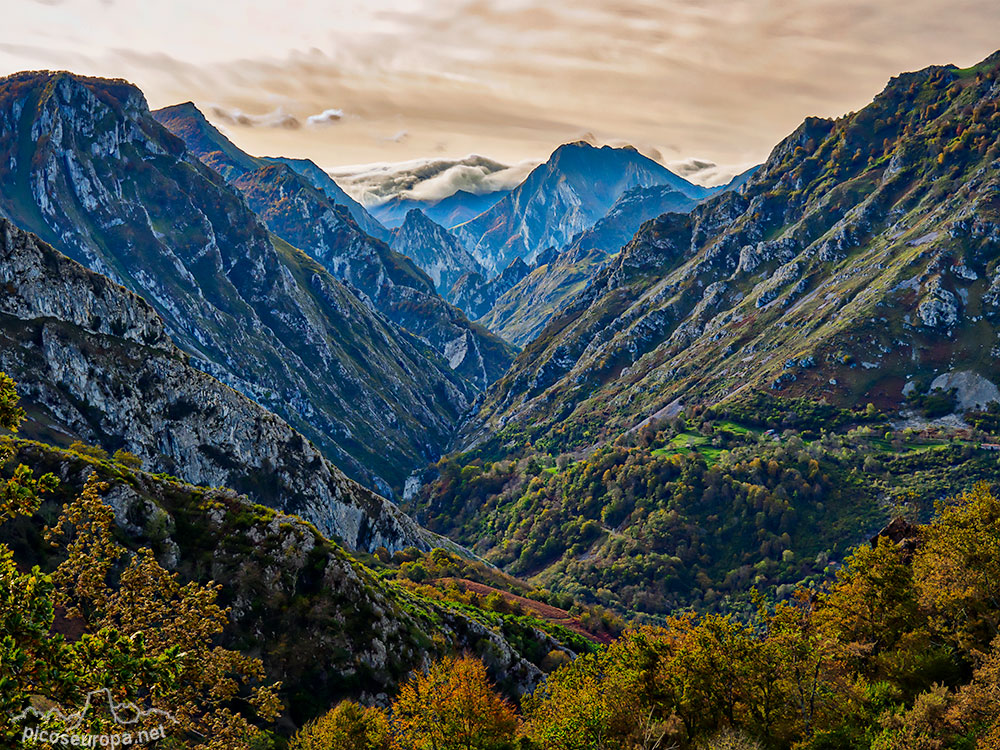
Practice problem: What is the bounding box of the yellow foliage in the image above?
[392,655,518,750]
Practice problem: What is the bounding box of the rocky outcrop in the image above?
[929,371,1000,411]
[869,517,921,563]
[917,277,960,329]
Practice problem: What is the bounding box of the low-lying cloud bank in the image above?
[330,154,538,206]
[665,157,760,187]
[326,145,753,207]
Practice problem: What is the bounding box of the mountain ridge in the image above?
[155,101,516,391]
[0,217,433,551]
[459,54,1000,454]
[153,102,391,242]
[371,188,510,230]
[0,70,475,494]
[390,208,487,295]
[480,183,704,346]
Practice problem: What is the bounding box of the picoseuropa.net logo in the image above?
[13,688,176,747]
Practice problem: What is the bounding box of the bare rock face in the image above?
[0,218,434,553]
[448,258,532,321]
[869,517,921,563]
[390,209,485,296]
[917,278,960,329]
[929,371,1000,411]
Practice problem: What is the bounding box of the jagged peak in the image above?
[402,207,436,226]
[549,140,641,161]
[156,100,206,120]
[500,256,530,276]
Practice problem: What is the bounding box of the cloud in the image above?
[306,107,344,126]
[380,130,409,143]
[669,159,761,187]
[329,154,538,205]
[210,105,300,129]
[667,157,718,177]
[3,0,999,180]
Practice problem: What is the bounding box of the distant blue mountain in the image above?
[451,142,713,274]
[371,189,510,230]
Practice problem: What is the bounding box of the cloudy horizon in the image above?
[3,0,1000,196]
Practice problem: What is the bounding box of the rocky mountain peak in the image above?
[452,140,713,273]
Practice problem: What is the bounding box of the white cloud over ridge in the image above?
[2,0,998,180]
[210,105,301,129]
[330,155,539,206]
[665,156,759,187]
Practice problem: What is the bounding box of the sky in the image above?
[2,0,1000,197]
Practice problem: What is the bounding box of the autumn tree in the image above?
[0,373,166,743]
[523,651,636,750]
[0,373,279,748]
[290,700,390,750]
[46,475,281,748]
[391,655,518,750]
[913,482,1000,654]
[819,537,927,686]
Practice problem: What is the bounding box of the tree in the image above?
[46,475,281,748]
[946,634,1000,745]
[820,538,924,682]
[392,655,518,750]
[914,483,1000,654]
[0,372,279,747]
[0,373,165,743]
[523,652,622,750]
[68,440,109,461]
[291,701,390,750]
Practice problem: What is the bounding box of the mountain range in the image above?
[154,102,515,393]
[151,103,390,241]
[370,188,510,230]
[0,72,489,495]
[3,49,1000,747]
[0,218,430,550]
[479,182,709,345]
[461,54,1000,454]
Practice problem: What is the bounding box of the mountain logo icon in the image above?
[12,688,175,730]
